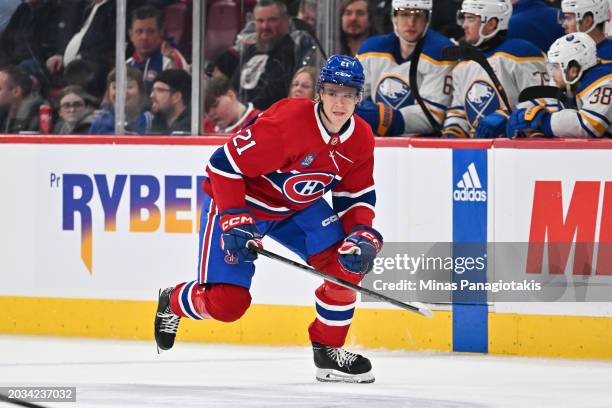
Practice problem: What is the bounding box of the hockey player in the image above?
[441,0,549,138]
[355,0,455,136]
[154,55,383,384]
[559,0,612,63]
[507,32,612,138]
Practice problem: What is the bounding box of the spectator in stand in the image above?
[46,0,116,80]
[226,0,323,74]
[340,0,377,57]
[288,66,317,99]
[0,0,82,92]
[296,0,318,29]
[126,5,189,94]
[0,65,44,133]
[89,66,153,135]
[559,0,612,62]
[150,69,191,134]
[53,85,97,134]
[205,51,239,81]
[232,0,296,110]
[508,0,564,52]
[291,4,323,67]
[203,76,261,134]
[62,59,107,105]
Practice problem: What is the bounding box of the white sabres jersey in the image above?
[357,30,455,135]
[550,64,612,138]
[442,38,548,138]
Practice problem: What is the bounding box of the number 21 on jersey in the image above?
[232,129,256,156]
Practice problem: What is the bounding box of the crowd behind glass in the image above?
[0,0,610,137]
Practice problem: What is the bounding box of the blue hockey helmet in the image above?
[318,55,365,92]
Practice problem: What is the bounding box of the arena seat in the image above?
[164,2,188,44]
[204,0,241,61]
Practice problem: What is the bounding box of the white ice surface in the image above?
[1,335,611,408]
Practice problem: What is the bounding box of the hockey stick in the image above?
[441,44,513,112]
[409,36,441,133]
[249,244,433,318]
[0,393,50,408]
[518,85,562,103]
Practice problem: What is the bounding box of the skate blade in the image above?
[316,368,375,384]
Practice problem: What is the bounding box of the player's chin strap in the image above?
[473,31,506,54]
[474,26,496,47]
[578,19,598,35]
[247,242,433,317]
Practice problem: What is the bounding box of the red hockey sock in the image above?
[307,245,362,347]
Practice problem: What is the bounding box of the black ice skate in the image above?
[154,287,181,353]
[312,343,374,383]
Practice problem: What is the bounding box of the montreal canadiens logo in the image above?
[282,172,335,204]
[224,252,239,264]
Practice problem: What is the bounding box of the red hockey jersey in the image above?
[203,98,376,233]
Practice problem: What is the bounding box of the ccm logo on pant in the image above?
[321,215,339,227]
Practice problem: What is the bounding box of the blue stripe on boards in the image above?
[452,149,488,353]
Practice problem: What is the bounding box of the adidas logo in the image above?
[454,162,487,202]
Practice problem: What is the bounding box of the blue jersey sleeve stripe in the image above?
[208,163,243,179]
[209,147,243,178]
[337,203,376,218]
[241,114,260,130]
[332,185,375,198]
[333,191,376,213]
[223,144,243,174]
